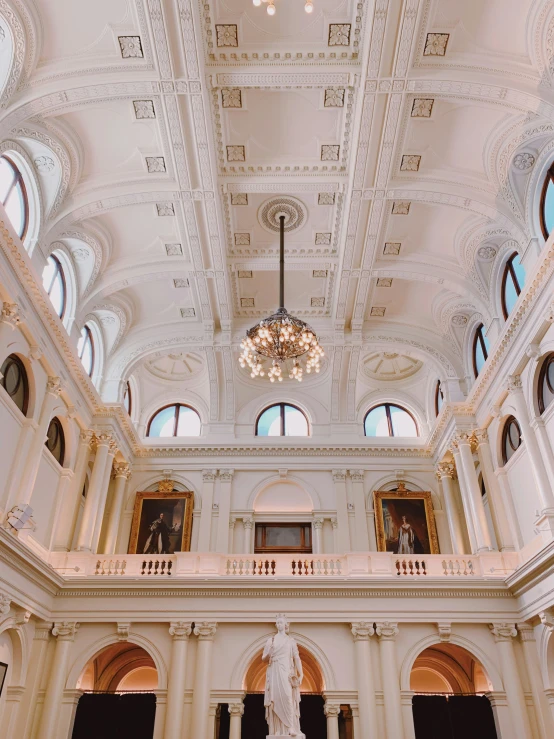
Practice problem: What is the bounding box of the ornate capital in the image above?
[194,621,217,640]
[203,469,217,482]
[351,621,374,641]
[79,429,93,447]
[158,479,175,493]
[330,517,338,529]
[435,462,456,481]
[545,302,554,324]
[116,622,131,641]
[349,470,364,482]
[473,428,489,446]
[169,621,192,640]
[375,621,399,640]
[332,469,347,482]
[0,593,11,615]
[219,469,234,482]
[437,622,451,642]
[313,517,324,530]
[52,622,79,641]
[113,463,131,480]
[46,376,63,396]
[0,302,21,328]
[93,432,115,449]
[489,623,517,642]
[454,431,472,446]
[539,608,554,630]
[324,703,341,718]
[229,516,236,529]
[228,702,244,717]
[507,374,522,393]
[516,623,536,642]
[243,517,254,530]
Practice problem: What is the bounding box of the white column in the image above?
[243,517,254,553]
[517,623,554,739]
[229,517,236,553]
[532,415,554,488]
[324,702,340,739]
[75,433,114,552]
[190,622,217,739]
[351,622,379,739]
[376,622,403,739]
[55,430,92,551]
[216,469,234,553]
[46,469,74,551]
[17,377,63,506]
[367,497,378,551]
[489,623,532,739]
[313,518,324,554]
[0,302,21,361]
[496,469,524,549]
[435,462,466,555]
[103,463,131,554]
[207,704,218,739]
[12,623,51,739]
[474,429,514,551]
[332,470,350,552]
[452,433,493,552]
[198,470,216,551]
[349,470,370,551]
[37,622,79,739]
[351,704,361,739]
[91,440,117,552]
[401,690,416,739]
[164,622,192,739]
[228,700,244,739]
[450,444,478,553]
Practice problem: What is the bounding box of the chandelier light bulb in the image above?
[267,2,276,14]
[305,1,313,12]
[253,0,262,5]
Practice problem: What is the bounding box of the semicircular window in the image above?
[42,254,66,318]
[472,323,490,378]
[435,380,444,417]
[364,403,418,438]
[77,325,94,377]
[45,417,65,466]
[502,415,522,465]
[0,354,29,416]
[256,403,309,437]
[0,155,28,239]
[501,252,525,319]
[541,162,554,239]
[538,353,554,415]
[147,403,201,437]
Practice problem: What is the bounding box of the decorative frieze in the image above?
[423,33,449,57]
[118,36,143,58]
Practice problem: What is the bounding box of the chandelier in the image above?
[253,0,314,16]
[239,214,324,383]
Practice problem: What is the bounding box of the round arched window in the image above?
[540,162,554,239]
[538,353,554,415]
[123,380,132,415]
[0,354,29,415]
[472,323,490,378]
[434,380,444,417]
[45,417,65,466]
[501,252,525,320]
[502,416,522,465]
[147,403,201,437]
[256,403,309,436]
[0,155,28,239]
[77,325,94,377]
[42,254,66,318]
[364,403,418,437]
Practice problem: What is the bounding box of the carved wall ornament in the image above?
[180,308,195,318]
[133,100,155,119]
[507,374,522,392]
[315,233,331,245]
[146,157,166,173]
[476,245,497,261]
[34,155,55,173]
[216,25,238,47]
[311,297,325,307]
[234,233,250,246]
[324,88,345,107]
[157,479,175,493]
[241,298,255,307]
[370,307,386,317]
[71,247,89,263]
[1,302,21,327]
[321,144,340,161]
[165,243,182,256]
[451,314,468,327]
[362,351,422,381]
[52,622,79,640]
[435,462,456,480]
[226,145,245,162]
[258,196,307,233]
[156,203,175,216]
[221,88,242,108]
[375,621,399,639]
[437,622,452,642]
[173,278,190,288]
[0,594,10,615]
[351,621,374,640]
[489,623,517,641]
[169,621,192,639]
[411,98,434,117]
[46,376,63,396]
[318,192,335,205]
[231,193,248,206]
[118,36,144,58]
[116,622,131,641]
[238,270,252,278]
[384,242,401,255]
[512,152,535,171]
[313,270,328,278]
[328,24,351,46]
[400,154,421,172]
[392,201,410,215]
[423,33,449,56]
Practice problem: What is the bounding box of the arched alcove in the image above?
[244,644,324,693]
[76,642,158,692]
[253,481,313,513]
[410,643,492,694]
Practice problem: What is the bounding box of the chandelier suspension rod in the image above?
[279,214,285,310]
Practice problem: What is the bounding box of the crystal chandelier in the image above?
[239,214,324,383]
[252,0,314,16]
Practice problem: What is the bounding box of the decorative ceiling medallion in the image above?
[146,156,166,173]
[180,307,196,318]
[400,155,421,172]
[118,36,143,58]
[424,33,449,56]
[222,88,242,108]
[216,25,238,47]
[362,352,423,381]
[133,100,155,119]
[157,203,175,216]
[377,278,393,287]
[315,233,331,245]
[34,156,55,173]
[313,270,328,278]
[311,297,325,307]
[235,233,250,245]
[512,152,535,171]
[241,298,255,307]
[324,88,345,107]
[165,243,182,256]
[318,192,335,205]
[370,307,386,317]
[328,24,351,46]
[231,193,248,205]
[238,270,253,278]
[257,196,307,234]
[477,245,497,261]
[383,242,401,255]
[411,99,434,118]
[392,201,410,215]
[451,314,468,327]
[173,278,190,288]
[227,145,245,162]
[321,144,340,161]
[145,352,204,381]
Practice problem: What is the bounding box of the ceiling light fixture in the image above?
[252,0,314,16]
[239,214,324,383]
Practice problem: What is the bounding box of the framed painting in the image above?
[128,482,193,554]
[373,484,439,555]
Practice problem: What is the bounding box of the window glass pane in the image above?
[511,254,525,291]
[365,405,389,437]
[148,406,176,437]
[475,338,486,375]
[436,382,444,414]
[123,382,131,414]
[284,405,308,436]
[49,271,64,317]
[508,421,520,449]
[504,271,519,316]
[390,405,418,437]
[78,327,94,376]
[0,156,15,201]
[176,406,201,436]
[0,355,28,415]
[42,257,56,293]
[265,526,302,547]
[257,405,281,436]
[545,181,554,236]
[547,360,554,391]
[4,185,24,237]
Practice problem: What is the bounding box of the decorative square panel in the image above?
[311,297,325,307]
[411,99,434,118]
[424,33,449,56]
[318,192,335,205]
[238,270,252,278]
[173,278,190,288]
[321,145,340,161]
[392,201,410,215]
[222,88,242,108]
[383,242,401,255]
[180,308,196,318]
[313,270,328,278]
[400,155,421,172]
[146,157,166,173]
[133,100,155,119]
[235,233,250,245]
[328,24,351,46]
[157,203,175,216]
[165,243,182,256]
[377,278,393,287]
[324,88,345,107]
[241,298,255,307]
[227,145,245,162]
[315,233,331,245]
[216,25,238,47]
[370,307,386,317]
[231,193,248,206]
[118,36,143,58]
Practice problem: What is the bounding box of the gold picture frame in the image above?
[373,484,439,554]
[128,482,193,554]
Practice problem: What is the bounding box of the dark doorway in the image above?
[412,694,498,739]
[72,692,156,739]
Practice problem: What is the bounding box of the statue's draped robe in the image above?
[263,633,304,737]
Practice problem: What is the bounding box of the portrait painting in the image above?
[128,486,193,555]
[373,486,439,555]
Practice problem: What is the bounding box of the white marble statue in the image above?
[262,615,306,739]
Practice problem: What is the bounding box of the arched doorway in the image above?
[72,643,157,739]
[410,643,497,739]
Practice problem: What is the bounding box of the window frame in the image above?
[123,380,132,416]
[45,416,65,466]
[472,323,489,379]
[363,403,418,438]
[254,522,312,554]
[501,252,524,320]
[540,161,554,240]
[434,380,444,418]
[255,402,309,437]
[0,154,29,240]
[501,415,523,466]
[146,402,201,438]
[538,353,554,415]
[0,354,29,416]
[77,324,95,377]
[43,253,67,319]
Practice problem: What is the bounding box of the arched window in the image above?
[146,403,201,437]
[434,380,444,417]
[123,380,132,415]
[540,162,554,239]
[256,403,309,437]
[42,254,66,318]
[501,415,522,465]
[501,252,525,319]
[538,353,554,415]
[77,324,94,377]
[0,155,28,239]
[364,403,418,437]
[0,354,29,415]
[45,417,65,466]
[472,323,490,378]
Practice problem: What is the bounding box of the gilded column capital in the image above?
[113,463,131,480]
[194,621,217,641]
[46,376,63,396]
[435,462,456,481]
[92,432,115,449]
[489,622,517,642]
[473,428,489,446]
[169,621,192,640]
[0,302,21,328]
[52,622,79,641]
[351,621,374,641]
[375,621,399,640]
[506,374,523,393]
